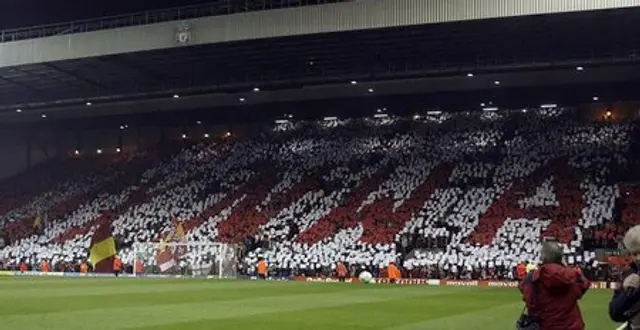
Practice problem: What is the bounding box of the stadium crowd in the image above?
[0,107,637,282]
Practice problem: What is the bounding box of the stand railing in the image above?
[0,0,351,43]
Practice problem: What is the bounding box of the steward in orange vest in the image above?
[80,261,89,274]
[257,258,268,280]
[113,256,123,277]
[387,262,402,284]
[41,260,51,273]
[336,262,348,282]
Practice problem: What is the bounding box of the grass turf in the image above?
[0,277,619,330]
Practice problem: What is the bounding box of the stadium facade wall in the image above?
[0,0,637,68]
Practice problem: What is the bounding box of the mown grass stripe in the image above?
[0,278,618,330]
[126,289,516,330]
[0,278,305,298]
[385,302,521,330]
[0,282,369,316]
[5,286,444,330]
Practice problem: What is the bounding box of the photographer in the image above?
[609,225,640,329]
[519,241,590,330]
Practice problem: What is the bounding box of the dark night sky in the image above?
[0,0,213,30]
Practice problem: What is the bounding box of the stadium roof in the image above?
[0,6,639,122]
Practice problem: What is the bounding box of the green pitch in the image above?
[0,277,618,330]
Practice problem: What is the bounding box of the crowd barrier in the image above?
[0,271,618,289]
[295,276,617,289]
[0,271,180,278]
[0,271,290,281]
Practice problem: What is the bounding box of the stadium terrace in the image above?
[1,1,640,329]
[0,108,635,280]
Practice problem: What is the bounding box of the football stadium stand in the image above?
[0,107,636,282]
[2,2,640,330]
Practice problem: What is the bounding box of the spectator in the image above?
[609,225,640,329]
[519,241,589,330]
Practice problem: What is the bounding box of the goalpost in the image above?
[132,242,240,278]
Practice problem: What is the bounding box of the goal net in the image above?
[132,242,239,278]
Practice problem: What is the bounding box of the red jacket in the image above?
[519,263,590,330]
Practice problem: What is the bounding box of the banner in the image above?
[294,276,360,283]
[294,277,615,289]
[440,279,614,289]
[10,271,66,277]
[440,280,482,287]
[2,271,618,290]
[245,275,293,282]
[376,278,438,285]
[440,280,520,288]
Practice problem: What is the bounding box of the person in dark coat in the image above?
[609,225,640,329]
[519,240,590,330]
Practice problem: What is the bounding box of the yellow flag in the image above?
[33,216,42,229]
